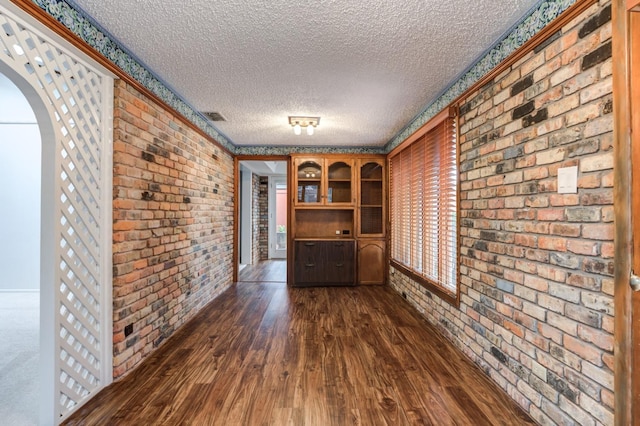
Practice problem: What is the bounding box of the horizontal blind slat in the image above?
[389,114,458,298]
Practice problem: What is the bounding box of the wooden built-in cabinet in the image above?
[291,154,386,287]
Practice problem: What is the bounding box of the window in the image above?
[389,107,458,303]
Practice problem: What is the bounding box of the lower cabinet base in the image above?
[357,239,386,285]
[293,239,355,286]
[292,282,356,288]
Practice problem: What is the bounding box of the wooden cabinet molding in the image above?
[613,1,639,424]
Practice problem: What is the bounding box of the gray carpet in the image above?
[0,292,39,426]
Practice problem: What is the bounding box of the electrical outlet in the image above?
[335,230,341,235]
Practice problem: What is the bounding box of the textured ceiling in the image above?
[68,0,540,148]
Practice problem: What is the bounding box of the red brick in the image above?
[537,209,565,221]
[567,240,598,256]
[582,223,614,240]
[538,236,567,251]
[578,325,614,351]
[504,319,526,339]
[550,224,581,237]
[563,335,602,365]
[601,242,614,258]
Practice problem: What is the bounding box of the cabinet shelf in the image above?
[358,160,385,238]
[295,205,354,210]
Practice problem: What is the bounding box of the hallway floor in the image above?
[0,291,39,426]
[238,259,287,282]
[64,280,534,425]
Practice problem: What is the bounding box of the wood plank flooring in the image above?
[238,260,287,282]
[63,280,535,425]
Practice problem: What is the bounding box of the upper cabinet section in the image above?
[294,157,354,206]
[327,159,353,205]
[296,158,323,205]
[357,158,385,237]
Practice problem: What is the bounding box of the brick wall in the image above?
[259,176,269,260]
[112,80,234,378]
[389,2,614,424]
[251,173,261,265]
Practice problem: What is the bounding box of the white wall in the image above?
[239,167,253,265]
[0,73,41,290]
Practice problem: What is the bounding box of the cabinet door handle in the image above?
[304,242,315,247]
[336,263,344,267]
[334,242,344,247]
[305,263,315,268]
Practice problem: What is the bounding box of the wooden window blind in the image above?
[390,110,458,302]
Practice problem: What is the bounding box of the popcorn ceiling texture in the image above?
[390,1,614,424]
[33,0,579,154]
[66,0,539,149]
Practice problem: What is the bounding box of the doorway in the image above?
[236,159,288,283]
[269,177,288,259]
[0,71,41,426]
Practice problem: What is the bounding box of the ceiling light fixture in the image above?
[289,116,320,136]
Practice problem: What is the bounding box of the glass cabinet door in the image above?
[296,160,322,204]
[327,160,352,204]
[359,160,384,235]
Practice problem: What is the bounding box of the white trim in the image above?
[240,167,253,265]
[99,63,114,392]
[268,176,287,259]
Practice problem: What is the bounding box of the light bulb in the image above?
[307,125,314,136]
[293,124,301,135]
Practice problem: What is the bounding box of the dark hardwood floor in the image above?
[238,259,287,282]
[64,279,535,425]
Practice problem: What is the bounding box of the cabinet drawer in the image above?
[326,241,355,283]
[294,241,325,283]
[293,240,355,286]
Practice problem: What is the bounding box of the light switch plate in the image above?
[558,166,578,194]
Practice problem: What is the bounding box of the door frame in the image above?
[613,0,640,424]
[268,176,288,259]
[233,155,291,283]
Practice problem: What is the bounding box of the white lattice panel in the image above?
[0,3,112,423]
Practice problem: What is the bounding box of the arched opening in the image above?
[0,70,42,425]
[0,63,56,425]
[1,2,113,423]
